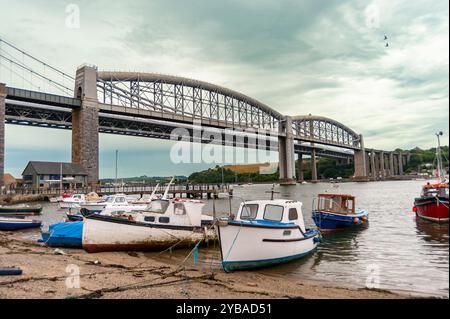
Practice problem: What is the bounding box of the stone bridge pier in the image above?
[72,65,99,185]
[278,116,296,185]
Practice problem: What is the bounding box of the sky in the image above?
[0,0,448,178]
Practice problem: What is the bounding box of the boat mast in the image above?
[435,131,444,182]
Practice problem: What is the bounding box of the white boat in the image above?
[59,194,86,209]
[81,198,216,252]
[81,185,160,214]
[216,199,321,272]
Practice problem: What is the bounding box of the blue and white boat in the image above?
[40,221,83,247]
[216,199,321,272]
[312,194,369,230]
[0,217,42,230]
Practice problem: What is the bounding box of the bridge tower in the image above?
[72,65,99,185]
[278,116,296,184]
[0,83,5,187]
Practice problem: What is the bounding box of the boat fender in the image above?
[0,267,23,276]
[313,237,322,243]
[362,216,368,221]
[353,217,360,224]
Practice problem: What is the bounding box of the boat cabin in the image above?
[316,194,355,215]
[104,194,129,205]
[235,200,305,231]
[421,183,449,198]
[137,198,205,227]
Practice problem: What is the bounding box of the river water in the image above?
[26,180,449,297]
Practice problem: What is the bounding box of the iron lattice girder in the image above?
[96,72,282,131]
[291,115,361,150]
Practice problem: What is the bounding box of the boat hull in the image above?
[0,218,42,230]
[41,221,83,247]
[312,210,369,230]
[0,205,42,214]
[82,214,216,253]
[217,221,319,272]
[414,197,449,223]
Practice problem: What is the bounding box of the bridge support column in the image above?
[0,84,5,188]
[311,148,318,182]
[370,150,377,181]
[297,154,304,182]
[72,65,99,185]
[278,116,296,185]
[388,152,394,177]
[379,151,385,180]
[353,134,368,181]
[398,151,404,176]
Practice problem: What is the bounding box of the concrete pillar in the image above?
[297,153,304,182]
[72,65,99,185]
[0,84,5,188]
[388,152,394,177]
[278,116,296,184]
[379,151,385,179]
[370,150,376,180]
[311,148,318,182]
[398,151,404,175]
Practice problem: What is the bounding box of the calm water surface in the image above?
[29,180,449,297]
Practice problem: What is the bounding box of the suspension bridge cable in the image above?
[0,36,74,80]
[0,53,74,93]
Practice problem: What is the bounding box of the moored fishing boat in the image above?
[413,132,449,223]
[216,199,321,272]
[81,198,216,252]
[413,182,449,223]
[0,217,42,230]
[59,194,86,209]
[312,194,369,230]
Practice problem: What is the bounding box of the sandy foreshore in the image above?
[0,231,417,299]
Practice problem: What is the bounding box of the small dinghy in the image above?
[0,217,42,230]
[312,194,369,230]
[216,199,321,272]
[0,204,42,215]
[41,221,83,247]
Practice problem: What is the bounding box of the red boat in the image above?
[413,132,449,223]
[413,182,449,223]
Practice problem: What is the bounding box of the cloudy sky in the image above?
[0,0,448,178]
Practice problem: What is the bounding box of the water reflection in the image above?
[415,217,449,244]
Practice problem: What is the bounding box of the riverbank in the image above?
[0,231,415,299]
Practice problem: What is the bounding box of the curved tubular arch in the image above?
[291,115,361,149]
[97,71,283,131]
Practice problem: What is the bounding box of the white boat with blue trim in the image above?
[217,199,321,272]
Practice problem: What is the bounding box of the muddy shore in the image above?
[0,230,418,299]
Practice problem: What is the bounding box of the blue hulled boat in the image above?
[40,221,83,247]
[0,217,42,230]
[312,194,368,230]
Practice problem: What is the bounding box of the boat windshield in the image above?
[146,200,170,214]
[423,186,449,198]
[105,196,114,203]
[240,204,259,220]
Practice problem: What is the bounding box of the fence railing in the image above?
[2,183,233,197]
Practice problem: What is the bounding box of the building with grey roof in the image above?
[22,161,88,189]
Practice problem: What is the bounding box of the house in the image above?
[22,161,88,189]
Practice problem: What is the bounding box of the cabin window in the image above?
[240,204,258,220]
[146,200,170,214]
[144,216,155,222]
[159,217,170,223]
[115,197,126,203]
[263,205,284,222]
[174,203,186,215]
[288,208,298,221]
